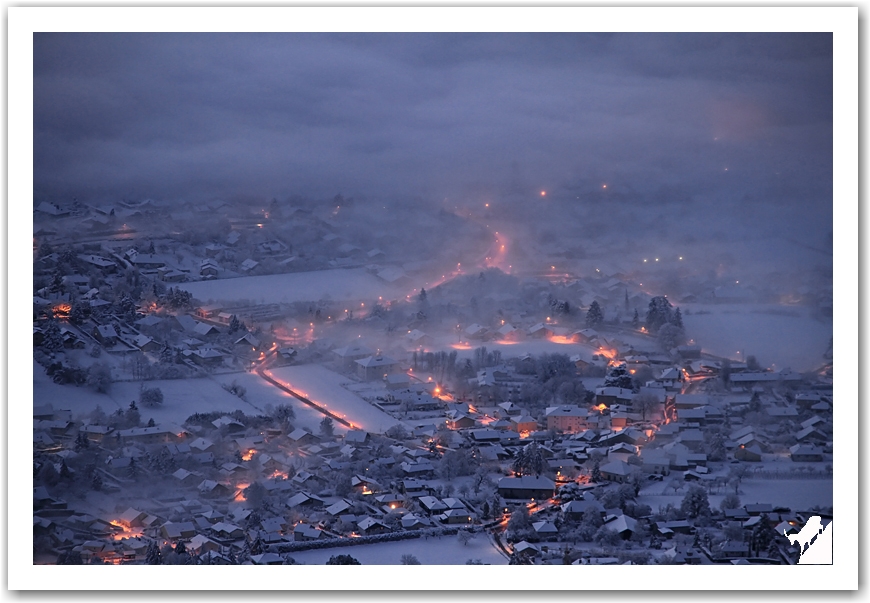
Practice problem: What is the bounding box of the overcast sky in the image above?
[34,32,832,230]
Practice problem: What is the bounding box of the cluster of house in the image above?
[33,331,833,565]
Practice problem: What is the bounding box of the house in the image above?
[595,387,633,407]
[789,444,823,462]
[81,424,113,443]
[795,393,823,409]
[198,480,232,498]
[35,201,70,217]
[240,259,259,272]
[356,355,399,380]
[93,324,119,345]
[418,496,449,515]
[532,520,559,538]
[191,347,224,366]
[171,468,201,487]
[332,345,374,369]
[446,414,476,430]
[572,328,599,343]
[344,430,370,446]
[497,476,555,500]
[406,329,433,347]
[795,426,827,444]
[78,254,117,272]
[118,508,148,528]
[188,534,221,555]
[161,522,197,541]
[674,394,709,410]
[293,523,325,542]
[234,332,261,351]
[719,541,751,559]
[130,254,168,269]
[735,444,763,462]
[193,322,221,337]
[510,415,537,434]
[200,259,220,277]
[545,406,589,434]
[604,514,639,540]
[385,373,411,390]
[117,425,185,446]
[356,517,390,536]
[401,514,433,530]
[288,429,319,447]
[527,323,554,339]
[286,492,324,510]
[561,498,606,520]
[496,324,522,342]
[599,460,635,483]
[670,343,701,359]
[464,324,489,340]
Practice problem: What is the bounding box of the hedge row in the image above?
[272,526,472,553]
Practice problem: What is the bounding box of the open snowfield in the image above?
[289,532,507,565]
[212,372,346,435]
[106,377,263,425]
[683,304,831,372]
[267,364,403,433]
[32,360,263,424]
[639,478,833,512]
[179,268,400,305]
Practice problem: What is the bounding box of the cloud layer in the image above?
[34,32,832,228]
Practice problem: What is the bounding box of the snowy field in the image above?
[267,364,403,433]
[639,478,833,512]
[179,268,400,305]
[33,360,263,424]
[683,304,831,372]
[212,372,346,436]
[288,532,507,565]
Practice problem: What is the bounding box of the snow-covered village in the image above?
[27,29,838,569]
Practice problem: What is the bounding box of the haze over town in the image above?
[31,32,833,567]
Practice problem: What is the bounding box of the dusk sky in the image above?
[34,32,832,232]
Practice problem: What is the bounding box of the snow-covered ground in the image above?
[267,364,403,433]
[179,268,401,305]
[683,304,831,372]
[639,478,833,512]
[211,372,346,436]
[288,532,507,565]
[33,360,264,424]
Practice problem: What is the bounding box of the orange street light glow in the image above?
[540,191,546,196]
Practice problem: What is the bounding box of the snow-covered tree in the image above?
[657,323,686,351]
[591,461,602,483]
[585,301,604,328]
[680,484,710,519]
[140,386,164,407]
[41,320,64,353]
[720,493,741,512]
[604,363,633,389]
[506,505,535,543]
[86,363,112,393]
[319,417,335,439]
[228,315,241,334]
[645,296,673,333]
[326,554,360,565]
[632,309,640,329]
[512,442,544,477]
[671,307,684,329]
